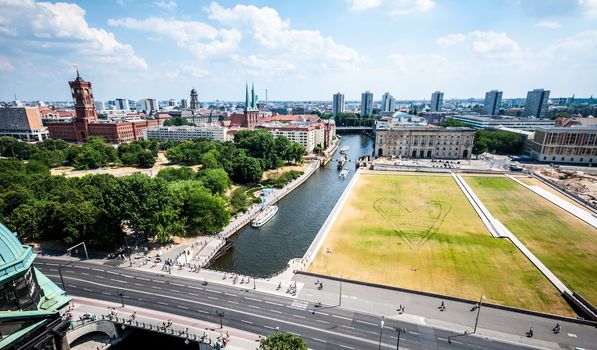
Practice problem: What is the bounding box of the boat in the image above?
[339,145,349,154]
[251,205,279,228]
[339,168,349,179]
[337,155,346,170]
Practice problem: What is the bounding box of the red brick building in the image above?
[47,72,160,143]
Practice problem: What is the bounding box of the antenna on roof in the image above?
[72,64,80,78]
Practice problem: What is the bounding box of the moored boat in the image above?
[339,145,349,154]
[251,205,279,228]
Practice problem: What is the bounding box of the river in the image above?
[211,133,374,277]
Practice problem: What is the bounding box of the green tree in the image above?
[163,116,195,126]
[197,168,231,195]
[232,154,263,184]
[157,167,196,182]
[137,150,156,168]
[258,332,307,350]
[439,118,467,127]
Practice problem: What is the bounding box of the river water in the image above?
[212,133,374,277]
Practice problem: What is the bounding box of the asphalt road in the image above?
[34,258,549,350]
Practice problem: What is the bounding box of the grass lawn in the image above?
[465,176,597,307]
[309,172,574,316]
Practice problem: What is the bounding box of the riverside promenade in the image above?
[132,158,323,275]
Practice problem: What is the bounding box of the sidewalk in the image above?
[66,297,260,350]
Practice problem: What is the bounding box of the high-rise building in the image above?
[115,98,130,111]
[430,91,444,112]
[361,91,373,117]
[332,92,345,116]
[381,92,396,113]
[483,90,503,116]
[94,100,106,111]
[141,99,158,114]
[190,88,199,110]
[180,99,189,109]
[524,89,550,118]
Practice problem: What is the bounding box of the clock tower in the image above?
[69,69,98,141]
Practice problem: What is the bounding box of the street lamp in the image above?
[396,327,406,349]
[473,295,485,333]
[253,275,256,290]
[58,265,67,293]
[215,310,225,329]
[118,291,125,307]
[378,316,385,350]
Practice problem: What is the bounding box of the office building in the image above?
[260,122,324,154]
[140,98,158,115]
[115,98,130,111]
[360,91,373,117]
[453,115,554,130]
[94,100,106,111]
[530,126,597,164]
[483,90,503,116]
[381,92,396,113]
[0,106,49,141]
[332,92,345,116]
[375,126,474,159]
[180,99,189,109]
[524,89,550,118]
[145,125,228,142]
[430,91,444,112]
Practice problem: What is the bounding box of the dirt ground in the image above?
[261,162,310,181]
[309,172,574,315]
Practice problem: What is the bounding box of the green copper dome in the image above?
[0,223,34,284]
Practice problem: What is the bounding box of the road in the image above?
[35,258,549,350]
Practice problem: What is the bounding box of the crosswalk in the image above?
[289,300,309,310]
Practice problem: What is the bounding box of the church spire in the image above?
[251,82,256,109]
[244,82,250,112]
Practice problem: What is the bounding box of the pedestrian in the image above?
[527,327,534,337]
[275,326,279,333]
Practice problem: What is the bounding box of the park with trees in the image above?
[0,130,306,251]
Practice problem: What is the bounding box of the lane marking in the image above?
[206,289,222,294]
[265,301,283,306]
[136,277,150,281]
[152,280,165,284]
[292,314,306,319]
[92,268,103,272]
[241,320,253,324]
[340,325,354,329]
[81,272,90,276]
[355,320,376,326]
[177,305,189,310]
[83,288,92,292]
[269,310,282,314]
[316,320,329,324]
[313,338,326,343]
[207,296,218,300]
[244,297,262,302]
[188,286,203,290]
[197,310,208,314]
[169,290,181,293]
[157,301,168,306]
[134,283,144,287]
[152,286,162,290]
[171,282,185,287]
[339,345,354,350]
[225,293,237,297]
[247,305,260,309]
[110,279,126,284]
[121,274,133,278]
[332,315,352,321]
[106,271,119,275]
[74,266,90,270]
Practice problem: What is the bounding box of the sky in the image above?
[0,0,596,102]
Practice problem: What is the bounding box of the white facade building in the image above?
[145,125,227,142]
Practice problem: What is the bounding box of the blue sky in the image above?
[0,0,596,101]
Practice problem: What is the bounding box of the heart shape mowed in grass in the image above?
[373,198,451,250]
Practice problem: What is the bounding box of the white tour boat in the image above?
[339,168,350,179]
[339,145,349,154]
[251,205,279,228]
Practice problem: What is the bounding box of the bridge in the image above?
[336,126,373,131]
[34,257,597,350]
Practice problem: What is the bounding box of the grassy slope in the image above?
[309,173,573,315]
[466,176,597,307]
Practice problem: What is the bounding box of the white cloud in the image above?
[437,31,525,60]
[0,0,147,70]
[108,17,241,58]
[540,30,597,63]
[183,65,209,78]
[206,2,359,63]
[350,0,382,11]
[579,0,597,17]
[349,0,434,15]
[154,0,177,10]
[242,55,296,76]
[535,20,563,29]
[436,33,466,47]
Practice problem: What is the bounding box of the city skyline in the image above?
[0,0,596,101]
